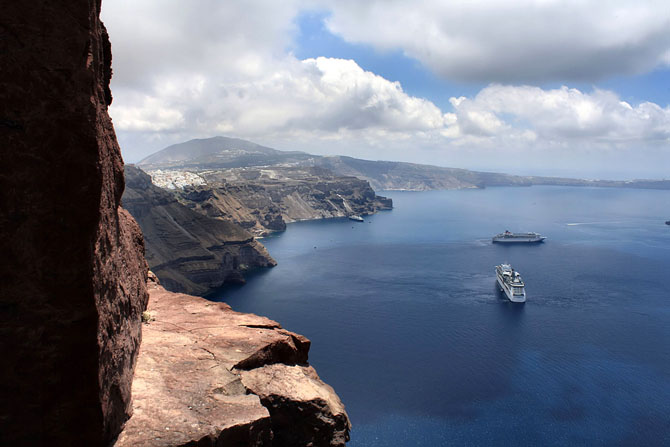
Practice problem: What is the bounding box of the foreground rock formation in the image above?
[1,1,148,444]
[123,165,276,295]
[115,275,350,446]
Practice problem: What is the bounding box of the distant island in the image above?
[137,136,670,192]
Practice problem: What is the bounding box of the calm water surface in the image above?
[213,186,670,446]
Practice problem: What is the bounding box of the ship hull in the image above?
[496,275,526,303]
[492,237,546,243]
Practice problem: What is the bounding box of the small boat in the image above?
[348,215,364,222]
[492,230,546,243]
[495,264,526,303]
[665,220,670,225]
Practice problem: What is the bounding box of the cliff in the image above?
[123,165,276,295]
[176,167,393,236]
[0,1,148,444]
[115,275,350,446]
[2,3,351,446]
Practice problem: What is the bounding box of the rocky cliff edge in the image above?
[1,1,148,444]
[115,274,350,446]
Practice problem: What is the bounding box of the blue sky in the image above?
[292,11,482,111]
[102,1,670,179]
[293,10,670,110]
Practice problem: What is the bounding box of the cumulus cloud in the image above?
[448,85,670,143]
[323,0,670,82]
[103,0,302,88]
[109,56,449,140]
[102,1,670,177]
[103,1,454,159]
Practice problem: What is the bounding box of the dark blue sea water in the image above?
[213,186,670,446]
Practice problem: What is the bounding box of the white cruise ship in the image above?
[495,264,526,303]
[492,231,546,243]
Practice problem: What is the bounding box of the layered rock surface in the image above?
[174,167,393,236]
[123,165,276,296]
[115,275,350,446]
[1,1,148,444]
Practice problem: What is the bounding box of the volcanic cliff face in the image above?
[0,1,148,445]
[136,137,393,236]
[123,165,276,295]
[171,167,393,237]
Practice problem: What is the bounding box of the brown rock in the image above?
[0,1,148,445]
[240,365,351,447]
[116,282,350,446]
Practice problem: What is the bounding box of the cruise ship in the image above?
[495,264,526,303]
[492,231,546,243]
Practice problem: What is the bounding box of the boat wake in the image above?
[473,239,491,246]
[566,221,622,226]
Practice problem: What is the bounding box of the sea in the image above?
[212,186,670,446]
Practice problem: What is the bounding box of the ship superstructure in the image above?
[495,264,526,303]
[492,231,546,243]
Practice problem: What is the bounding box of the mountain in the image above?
[139,136,670,191]
[315,156,670,191]
[138,136,312,170]
[311,155,533,190]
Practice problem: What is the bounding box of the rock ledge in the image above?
[115,275,350,446]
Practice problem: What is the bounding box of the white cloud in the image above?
[103,0,302,88]
[109,56,448,139]
[102,1,670,177]
[103,0,453,160]
[450,85,670,143]
[323,0,670,82]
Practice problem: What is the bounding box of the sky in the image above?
[102,0,670,179]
